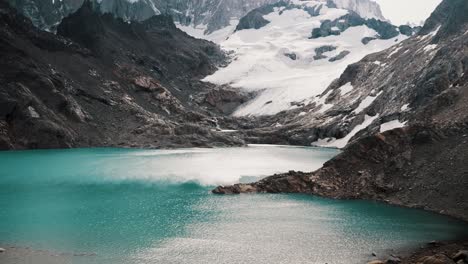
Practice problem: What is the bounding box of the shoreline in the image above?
[2,239,467,264]
[369,239,468,264]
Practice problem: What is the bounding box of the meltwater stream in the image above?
[0,145,467,264]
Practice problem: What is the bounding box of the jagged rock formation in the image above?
[0,0,244,150]
[7,0,278,34]
[213,0,468,221]
[8,0,387,37]
[332,0,385,21]
[165,0,278,35]
[7,0,83,31]
[309,11,414,40]
[7,0,161,32]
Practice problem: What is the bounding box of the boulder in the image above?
[386,255,402,264]
[453,250,468,262]
[417,254,456,264]
[368,261,385,264]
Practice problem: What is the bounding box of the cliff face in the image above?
[213,0,468,221]
[0,0,244,150]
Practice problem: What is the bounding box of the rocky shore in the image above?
[367,241,468,264]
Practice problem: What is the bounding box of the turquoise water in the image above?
[0,146,467,264]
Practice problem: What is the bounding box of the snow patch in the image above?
[353,91,382,114]
[312,114,379,148]
[176,19,239,43]
[339,82,353,95]
[380,120,407,133]
[423,44,438,53]
[401,104,410,111]
[27,106,40,118]
[388,46,402,58]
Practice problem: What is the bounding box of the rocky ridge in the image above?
[8,0,278,34]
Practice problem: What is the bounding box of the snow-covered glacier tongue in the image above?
[201,0,412,116]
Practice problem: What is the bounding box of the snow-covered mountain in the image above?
[7,0,161,31]
[332,0,385,20]
[202,0,414,116]
[178,0,387,41]
[8,0,277,33]
[9,0,387,36]
[168,0,277,37]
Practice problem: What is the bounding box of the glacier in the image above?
[200,0,407,116]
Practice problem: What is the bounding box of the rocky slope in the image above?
[213,0,468,222]
[0,0,244,150]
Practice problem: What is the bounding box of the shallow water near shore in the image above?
[1,146,467,264]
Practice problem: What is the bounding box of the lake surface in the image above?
[0,145,467,264]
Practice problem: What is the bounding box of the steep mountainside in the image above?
[0,0,244,150]
[213,0,468,222]
[204,0,411,116]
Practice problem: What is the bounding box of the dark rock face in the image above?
[200,86,254,115]
[328,50,350,62]
[235,1,288,31]
[7,0,159,32]
[310,12,404,40]
[419,0,468,40]
[314,45,337,60]
[7,0,83,31]
[235,9,270,31]
[98,0,159,22]
[0,1,245,150]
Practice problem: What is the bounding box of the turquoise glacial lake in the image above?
[0,145,467,264]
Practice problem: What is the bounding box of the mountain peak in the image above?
[331,0,386,21]
[419,0,468,41]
